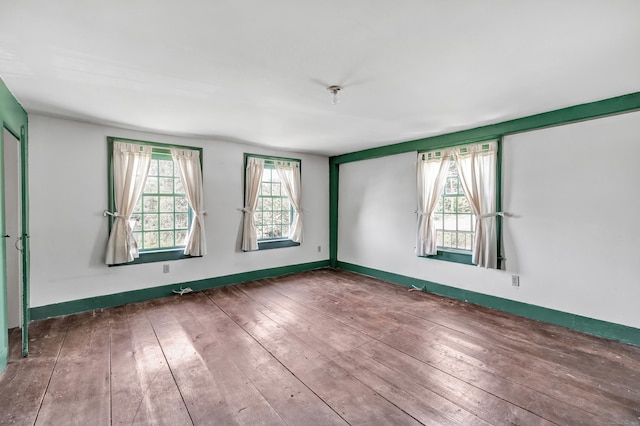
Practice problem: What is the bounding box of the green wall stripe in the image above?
[337,261,640,347]
[332,92,640,165]
[30,260,330,320]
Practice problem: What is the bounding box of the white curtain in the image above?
[105,142,152,265]
[242,157,264,251]
[416,149,451,256]
[276,161,303,243]
[453,141,498,268]
[172,148,207,256]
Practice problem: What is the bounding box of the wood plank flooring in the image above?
[1,269,639,425]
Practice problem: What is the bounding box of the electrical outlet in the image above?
[163,264,170,274]
[317,245,322,253]
[511,275,519,287]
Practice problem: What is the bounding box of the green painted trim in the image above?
[424,250,474,265]
[30,260,330,320]
[0,78,30,362]
[329,158,339,268]
[337,261,640,346]
[332,92,640,165]
[0,346,6,372]
[107,136,200,153]
[258,239,300,250]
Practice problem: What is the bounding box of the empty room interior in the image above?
[1,1,639,425]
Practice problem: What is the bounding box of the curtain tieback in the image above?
[239,208,253,214]
[197,210,207,216]
[478,212,509,219]
[415,211,429,217]
[103,210,131,220]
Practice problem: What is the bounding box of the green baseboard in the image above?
[30,260,329,321]
[337,261,640,347]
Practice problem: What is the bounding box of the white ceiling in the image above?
[1,1,639,156]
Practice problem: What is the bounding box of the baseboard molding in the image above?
[337,261,640,347]
[30,260,330,321]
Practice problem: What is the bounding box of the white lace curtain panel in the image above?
[241,157,265,251]
[275,161,303,243]
[171,148,207,256]
[105,142,152,265]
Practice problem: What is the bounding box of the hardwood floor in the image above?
[1,269,639,425]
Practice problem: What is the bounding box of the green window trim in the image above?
[107,137,203,265]
[244,153,301,251]
[420,139,502,267]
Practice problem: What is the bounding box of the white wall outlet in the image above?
[317,245,322,253]
[163,264,170,274]
[511,275,520,287]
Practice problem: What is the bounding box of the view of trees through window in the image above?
[255,167,291,240]
[433,159,475,251]
[131,153,190,251]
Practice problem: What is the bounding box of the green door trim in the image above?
[0,78,30,369]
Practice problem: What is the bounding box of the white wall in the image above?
[338,111,640,328]
[28,114,329,308]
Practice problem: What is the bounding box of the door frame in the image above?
[0,79,30,369]
[0,123,29,357]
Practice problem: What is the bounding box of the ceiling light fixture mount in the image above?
[327,85,342,105]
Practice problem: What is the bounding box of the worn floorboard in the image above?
[1,269,639,425]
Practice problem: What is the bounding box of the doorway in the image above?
[3,128,22,330]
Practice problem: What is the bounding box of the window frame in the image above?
[418,138,503,267]
[107,137,203,265]
[244,153,301,251]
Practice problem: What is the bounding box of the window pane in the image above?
[133,198,142,213]
[144,215,158,231]
[261,182,271,196]
[175,230,187,246]
[159,196,173,212]
[144,232,158,249]
[443,232,454,248]
[445,177,458,194]
[262,197,273,211]
[443,197,456,213]
[175,196,189,212]
[159,231,174,248]
[443,214,457,231]
[148,160,158,176]
[144,177,158,194]
[175,213,189,229]
[143,196,158,212]
[159,177,173,194]
[159,160,173,176]
[458,196,471,213]
[458,214,473,232]
[175,177,184,194]
[160,213,174,230]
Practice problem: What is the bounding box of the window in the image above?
[106,137,204,265]
[243,154,302,251]
[416,140,500,268]
[256,166,292,241]
[131,152,191,252]
[434,158,475,252]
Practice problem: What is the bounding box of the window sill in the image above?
[109,249,199,266]
[422,249,474,265]
[258,239,300,250]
